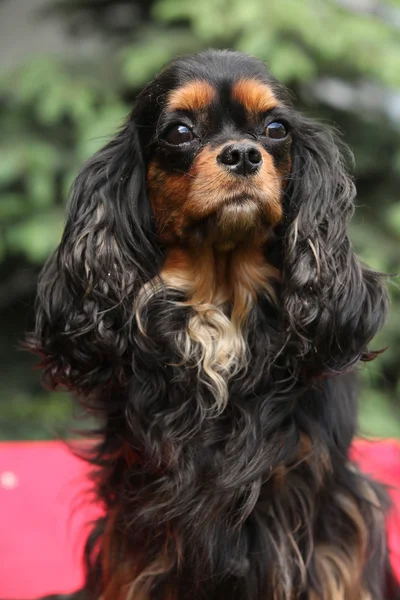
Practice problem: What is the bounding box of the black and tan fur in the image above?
[27,50,399,599]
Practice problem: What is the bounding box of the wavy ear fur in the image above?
[27,119,160,393]
[282,117,388,375]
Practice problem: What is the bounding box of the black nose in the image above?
[217,143,263,176]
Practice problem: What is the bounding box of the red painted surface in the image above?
[0,440,399,598]
[350,439,400,582]
[0,441,101,598]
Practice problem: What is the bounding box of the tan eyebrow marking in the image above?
[232,79,278,114]
[167,81,216,112]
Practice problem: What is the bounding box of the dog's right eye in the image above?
[164,124,194,145]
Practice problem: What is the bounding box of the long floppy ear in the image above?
[282,117,388,376]
[26,119,160,393]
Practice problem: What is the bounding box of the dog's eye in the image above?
[164,124,194,145]
[266,122,287,140]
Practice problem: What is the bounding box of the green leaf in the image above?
[120,32,198,87]
[0,235,5,262]
[154,0,197,22]
[0,148,24,185]
[385,203,400,237]
[11,59,60,103]
[76,103,129,161]
[62,167,79,201]
[0,194,27,219]
[68,87,98,122]
[25,142,59,171]
[268,43,316,83]
[35,80,70,125]
[27,171,56,209]
[6,210,64,263]
[359,386,400,438]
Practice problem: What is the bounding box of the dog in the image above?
[27,49,399,599]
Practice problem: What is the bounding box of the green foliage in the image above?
[155,0,400,85]
[0,390,73,441]
[120,29,200,87]
[0,57,127,265]
[0,0,399,439]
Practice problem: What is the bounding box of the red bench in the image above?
[1,440,400,598]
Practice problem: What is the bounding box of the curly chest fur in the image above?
[135,243,280,413]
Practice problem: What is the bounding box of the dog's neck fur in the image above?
[157,243,279,413]
[161,243,279,322]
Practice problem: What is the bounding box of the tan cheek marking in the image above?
[147,160,191,242]
[232,79,278,114]
[167,80,216,112]
[255,147,284,225]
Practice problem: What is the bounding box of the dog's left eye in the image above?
[266,122,287,140]
[164,124,194,145]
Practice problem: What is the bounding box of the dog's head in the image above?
[139,53,290,248]
[28,50,388,401]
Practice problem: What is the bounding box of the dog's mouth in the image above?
[199,196,270,249]
[217,196,260,223]
[219,175,283,225]
[218,195,263,226]
[181,188,282,249]
[212,176,282,219]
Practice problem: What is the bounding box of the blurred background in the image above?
[0,0,399,440]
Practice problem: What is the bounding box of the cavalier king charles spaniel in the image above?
[28,50,399,600]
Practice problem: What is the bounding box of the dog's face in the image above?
[134,53,294,251]
[29,50,388,396]
[142,68,292,249]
